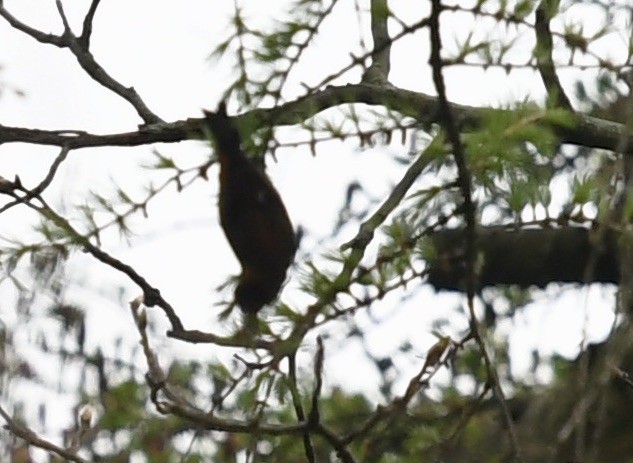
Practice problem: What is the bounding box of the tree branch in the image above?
[55,0,162,124]
[534,0,573,110]
[361,0,391,84]
[288,352,316,463]
[0,403,90,463]
[0,2,162,124]
[429,1,522,459]
[130,301,313,436]
[427,226,620,291]
[341,135,437,251]
[78,0,102,48]
[1,83,631,154]
[0,3,65,45]
[0,185,185,332]
[0,145,70,215]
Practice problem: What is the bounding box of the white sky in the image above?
[0,0,626,453]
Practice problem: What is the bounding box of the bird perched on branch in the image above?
[203,102,296,315]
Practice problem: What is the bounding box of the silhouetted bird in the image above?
[204,103,296,314]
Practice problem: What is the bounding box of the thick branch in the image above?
[427,226,620,291]
[1,84,631,154]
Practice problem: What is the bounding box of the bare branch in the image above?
[308,336,324,425]
[0,145,70,215]
[0,403,90,463]
[341,135,437,251]
[0,4,65,45]
[62,36,163,124]
[0,2,162,124]
[79,0,102,48]
[0,186,185,331]
[1,83,630,155]
[428,0,522,460]
[30,145,71,196]
[288,353,316,463]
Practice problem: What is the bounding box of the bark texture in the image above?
[427,227,620,291]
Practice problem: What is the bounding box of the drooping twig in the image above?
[308,336,324,425]
[288,353,316,463]
[428,0,523,460]
[0,185,185,332]
[0,403,90,463]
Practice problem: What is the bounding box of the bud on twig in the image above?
[137,308,148,331]
[129,294,144,313]
[79,405,92,430]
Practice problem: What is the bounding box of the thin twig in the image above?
[258,0,340,155]
[0,403,90,463]
[443,1,620,73]
[304,17,430,94]
[308,336,324,425]
[0,145,70,215]
[315,423,359,463]
[341,136,437,251]
[0,2,161,124]
[275,0,339,100]
[271,138,439,362]
[31,145,71,195]
[0,186,185,332]
[341,356,431,445]
[428,0,523,461]
[288,353,316,463]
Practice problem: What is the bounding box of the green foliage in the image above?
[3,0,633,462]
[211,0,336,108]
[100,381,146,430]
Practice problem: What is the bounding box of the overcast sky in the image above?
[0,1,625,448]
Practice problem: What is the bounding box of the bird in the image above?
[203,102,296,315]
